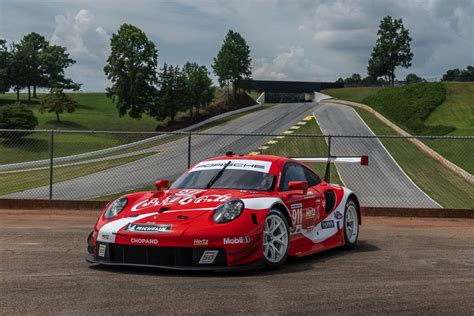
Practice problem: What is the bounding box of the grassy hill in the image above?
[425,82,474,136]
[323,82,473,137]
[0,93,158,131]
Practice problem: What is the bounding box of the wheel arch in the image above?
[270,202,292,227]
[348,193,361,225]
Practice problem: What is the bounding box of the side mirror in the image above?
[288,181,308,195]
[154,180,170,191]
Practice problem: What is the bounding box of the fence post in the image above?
[324,136,332,183]
[187,134,192,168]
[49,130,54,200]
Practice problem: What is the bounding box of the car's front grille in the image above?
[95,242,227,267]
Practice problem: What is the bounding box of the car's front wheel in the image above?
[262,209,290,268]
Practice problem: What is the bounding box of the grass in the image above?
[362,82,453,135]
[0,153,152,196]
[322,87,380,103]
[425,82,474,134]
[0,92,158,131]
[261,120,343,185]
[355,107,474,208]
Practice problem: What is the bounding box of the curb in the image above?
[0,199,472,218]
[248,115,314,155]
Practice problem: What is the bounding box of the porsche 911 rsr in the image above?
[86,153,367,270]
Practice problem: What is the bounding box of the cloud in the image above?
[253,46,333,81]
[0,0,472,89]
[49,9,110,90]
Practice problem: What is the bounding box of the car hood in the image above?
[120,188,273,217]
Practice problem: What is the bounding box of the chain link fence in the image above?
[0,129,472,209]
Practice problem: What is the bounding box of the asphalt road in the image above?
[313,103,440,208]
[6,102,316,200]
[1,210,473,315]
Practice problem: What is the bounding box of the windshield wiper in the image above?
[205,160,232,189]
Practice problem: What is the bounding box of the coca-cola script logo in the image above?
[131,190,232,211]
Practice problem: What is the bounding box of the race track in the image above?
[1,210,472,314]
[313,102,440,208]
[6,103,316,200]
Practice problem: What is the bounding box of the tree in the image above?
[212,30,252,97]
[8,42,30,101]
[182,62,214,118]
[151,63,186,123]
[367,16,413,86]
[0,39,11,93]
[336,77,344,83]
[104,24,158,119]
[41,44,81,91]
[344,73,362,84]
[39,88,77,122]
[0,103,38,139]
[18,32,49,100]
[442,66,474,81]
[405,73,423,83]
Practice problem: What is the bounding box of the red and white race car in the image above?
[87,152,367,270]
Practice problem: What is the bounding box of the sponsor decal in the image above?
[292,208,303,226]
[305,207,316,219]
[199,250,219,264]
[334,211,343,220]
[125,223,171,233]
[321,220,335,229]
[131,191,232,211]
[131,238,158,245]
[291,203,303,209]
[193,239,209,246]
[101,234,110,240]
[223,236,251,245]
[98,244,106,257]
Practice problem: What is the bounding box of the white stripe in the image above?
[240,197,288,211]
[97,212,159,243]
[301,188,351,243]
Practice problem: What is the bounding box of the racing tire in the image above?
[343,199,359,250]
[262,209,290,268]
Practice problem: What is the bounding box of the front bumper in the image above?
[86,241,264,271]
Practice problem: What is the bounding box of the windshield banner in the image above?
[190,159,272,173]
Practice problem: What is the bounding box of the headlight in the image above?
[212,200,245,223]
[104,197,128,219]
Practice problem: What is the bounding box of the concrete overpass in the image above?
[238,80,344,101]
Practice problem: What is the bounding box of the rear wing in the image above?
[292,155,368,165]
[292,155,368,182]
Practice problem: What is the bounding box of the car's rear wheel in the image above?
[262,209,290,268]
[343,200,359,250]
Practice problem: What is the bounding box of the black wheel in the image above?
[262,209,290,268]
[343,200,359,250]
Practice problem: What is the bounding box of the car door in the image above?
[278,162,320,234]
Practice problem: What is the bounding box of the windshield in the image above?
[171,169,276,191]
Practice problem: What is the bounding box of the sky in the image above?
[0,0,473,91]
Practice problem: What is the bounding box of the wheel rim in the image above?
[345,204,358,243]
[263,214,288,263]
